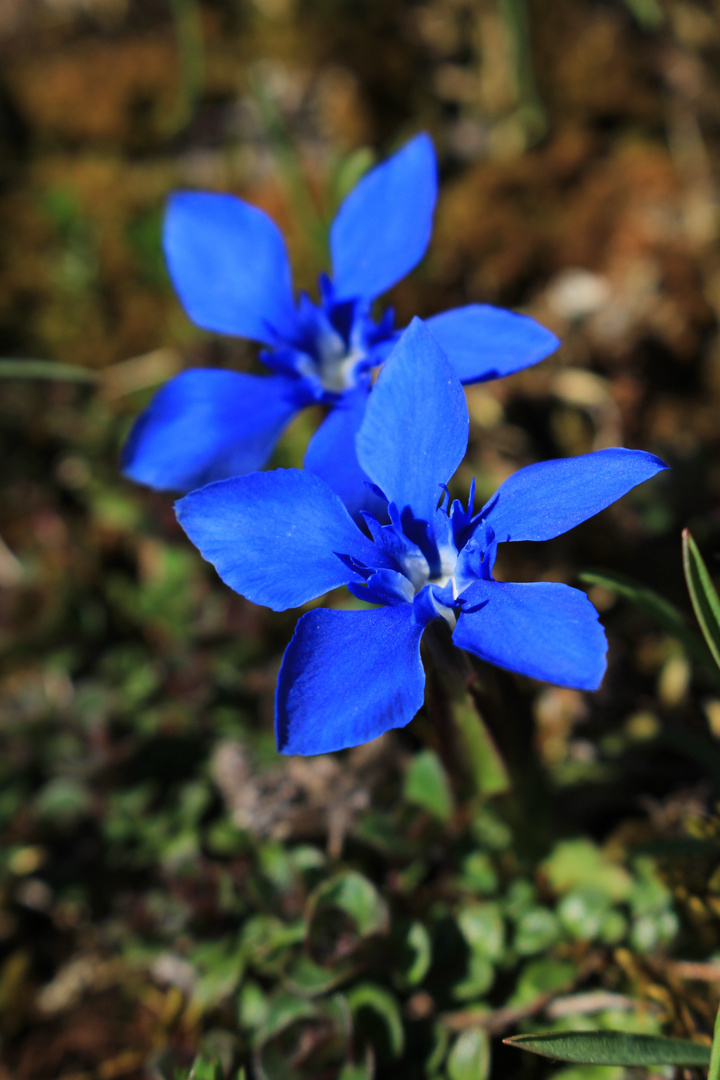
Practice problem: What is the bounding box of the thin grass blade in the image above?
[682,528,720,671]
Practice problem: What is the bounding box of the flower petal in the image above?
[482,448,668,543]
[426,304,560,384]
[304,388,386,522]
[276,604,426,754]
[164,192,298,344]
[453,579,607,690]
[356,318,469,522]
[176,469,381,611]
[330,133,437,302]
[122,369,309,492]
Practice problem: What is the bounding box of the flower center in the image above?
[345,488,493,636]
[284,276,396,399]
[313,326,366,394]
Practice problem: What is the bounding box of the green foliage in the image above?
[504,1031,711,1067]
[347,983,404,1058]
[403,749,454,822]
[542,838,632,900]
[447,1029,491,1080]
[5,3,720,1076]
[683,528,720,671]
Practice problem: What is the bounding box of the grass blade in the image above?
[682,528,720,671]
[708,1000,720,1080]
[580,567,717,677]
[0,358,99,383]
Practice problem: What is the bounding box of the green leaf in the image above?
[453,902,504,1001]
[348,983,405,1058]
[453,953,495,1001]
[682,529,720,672]
[580,568,716,676]
[451,698,511,797]
[542,839,633,901]
[403,750,453,822]
[331,146,376,204]
[309,871,389,939]
[187,1058,224,1080]
[457,852,499,895]
[337,1060,373,1080]
[404,921,432,986]
[509,959,577,1007]
[622,0,665,30]
[514,907,561,955]
[556,888,614,942]
[708,999,720,1080]
[238,980,270,1030]
[253,992,318,1047]
[457,903,505,962]
[504,1031,711,1067]
[448,1029,491,1080]
[241,916,305,975]
[284,955,354,997]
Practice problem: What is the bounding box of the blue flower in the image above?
[122,134,560,518]
[175,319,667,757]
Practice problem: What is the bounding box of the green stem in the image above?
[708,998,720,1080]
[0,359,99,383]
[163,0,205,137]
[248,73,329,271]
[497,0,548,143]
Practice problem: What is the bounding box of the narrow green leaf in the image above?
[683,529,720,672]
[0,358,99,383]
[504,1030,711,1067]
[580,568,715,675]
[708,999,720,1080]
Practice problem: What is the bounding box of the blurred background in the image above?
[2,0,720,1077]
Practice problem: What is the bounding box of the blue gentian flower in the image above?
[122,134,560,518]
[175,319,667,757]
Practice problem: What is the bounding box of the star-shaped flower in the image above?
[123,134,559,518]
[175,319,667,756]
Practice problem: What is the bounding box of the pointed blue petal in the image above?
[276,604,426,754]
[348,568,416,607]
[356,318,469,522]
[453,579,607,690]
[426,304,560,385]
[481,448,668,543]
[164,192,298,344]
[176,469,381,611]
[330,134,437,302]
[122,369,309,492]
[304,388,386,521]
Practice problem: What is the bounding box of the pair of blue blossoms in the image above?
[123,134,667,757]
